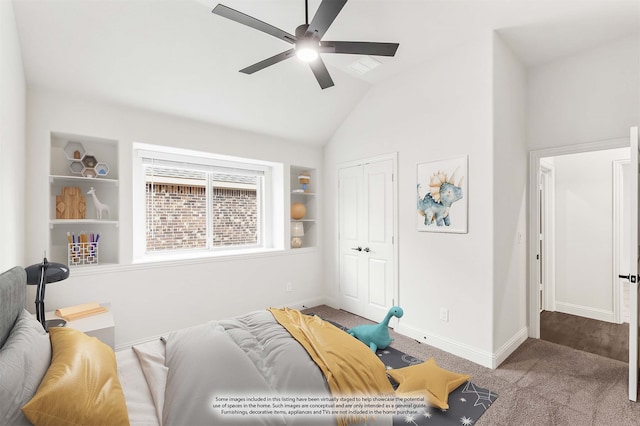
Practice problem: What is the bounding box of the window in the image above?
[133,144,282,260]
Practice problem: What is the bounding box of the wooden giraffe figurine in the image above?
[87,187,111,220]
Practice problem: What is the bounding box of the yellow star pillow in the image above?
[387,357,470,409]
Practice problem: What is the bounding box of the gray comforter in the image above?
[162,310,336,426]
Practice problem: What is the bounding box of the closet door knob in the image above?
[351,246,362,251]
[363,247,371,252]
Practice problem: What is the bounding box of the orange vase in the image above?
[291,202,306,220]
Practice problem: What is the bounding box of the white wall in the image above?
[492,34,528,362]
[324,35,498,366]
[25,87,326,348]
[552,148,629,321]
[528,34,639,150]
[0,0,26,271]
[323,30,639,368]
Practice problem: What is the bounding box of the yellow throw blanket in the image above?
[268,308,394,425]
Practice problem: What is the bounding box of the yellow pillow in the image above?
[387,357,470,409]
[22,327,130,426]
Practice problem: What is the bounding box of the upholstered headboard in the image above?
[0,266,27,348]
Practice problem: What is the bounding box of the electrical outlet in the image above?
[439,307,449,322]
[286,282,292,292]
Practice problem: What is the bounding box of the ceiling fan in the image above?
[211,0,400,89]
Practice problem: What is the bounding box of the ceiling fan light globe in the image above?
[296,47,319,62]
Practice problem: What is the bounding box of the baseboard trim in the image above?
[554,302,614,323]
[492,326,528,368]
[395,323,495,368]
[395,323,528,369]
[281,296,332,311]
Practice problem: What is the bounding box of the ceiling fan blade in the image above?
[239,49,296,74]
[212,4,297,44]
[308,57,334,89]
[305,0,347,40]
[319,41,399,56]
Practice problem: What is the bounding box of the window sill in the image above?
[134,246,284,263]
[67,247,318,276]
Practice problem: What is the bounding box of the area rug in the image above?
[325,319,498,426]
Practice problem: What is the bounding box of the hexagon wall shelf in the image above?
[94,163,109,176]
[69,161,84,175]
[64,142,86,161]
[82,167,98,178]
[82,155,98,169]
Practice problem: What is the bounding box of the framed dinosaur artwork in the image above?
[416,155,468,233]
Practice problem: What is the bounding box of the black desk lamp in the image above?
[25,256,70,331]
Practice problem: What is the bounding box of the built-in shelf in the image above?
[50,219,119,227]
[50,175,119,186]
[50,132,120,267]
[290,166,317,249]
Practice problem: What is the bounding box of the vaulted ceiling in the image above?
[12,0,640,145]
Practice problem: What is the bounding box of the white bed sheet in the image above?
[116,339,165,426]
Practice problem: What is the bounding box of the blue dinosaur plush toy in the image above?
[347,306,404,352]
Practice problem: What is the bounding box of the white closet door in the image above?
[339,157,396,322]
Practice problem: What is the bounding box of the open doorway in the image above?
[530,140,630,361]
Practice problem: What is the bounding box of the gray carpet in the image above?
[541,310,628,362]
[303,305,640,426]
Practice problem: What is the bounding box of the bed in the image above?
[0,266,473,426]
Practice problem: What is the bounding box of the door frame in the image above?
[613,158,630,324]
[539,160,556,313]
[528,137,628,338]
[337,152,399,319]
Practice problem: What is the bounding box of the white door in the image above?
[627,127,640,401]
[339,157,396,322]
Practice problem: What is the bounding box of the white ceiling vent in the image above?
[346,56,382,75]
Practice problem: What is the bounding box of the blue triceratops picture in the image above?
[417,156,468,233]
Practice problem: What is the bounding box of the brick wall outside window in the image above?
[146,183,257,251]
[146,183,207,251]
[212,187,258,246]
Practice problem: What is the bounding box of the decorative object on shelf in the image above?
[291,202,306,220]
[291,222,304,248]
[87,187,111,219]
[63,142,110,179]
[67,232,99,266]
[55,187,86,219]
[55,302,107,321]
[417,156,468,233]
[298,172,310,192]
[347,306,404,352]
[25,255,70,331]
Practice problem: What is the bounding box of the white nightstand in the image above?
[44,304,115,349]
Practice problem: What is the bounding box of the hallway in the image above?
[540,310,628,362]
